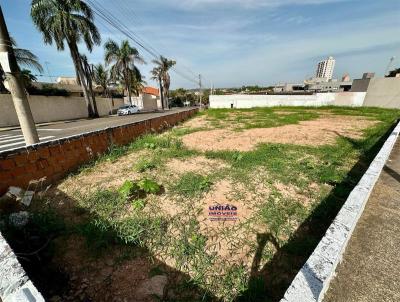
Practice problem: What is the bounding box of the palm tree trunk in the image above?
[87,73,99,117]
[159,76,164,110]
[123,63,132,105]
[162,75,169,109]
[75,69,81,85]
[83,62,99,117]
[68,42,95,117]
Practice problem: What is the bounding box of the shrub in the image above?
[28,84,70,97]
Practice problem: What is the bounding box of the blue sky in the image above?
[2,0,400,89]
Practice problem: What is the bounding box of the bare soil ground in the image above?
[3,107,398,302]
[182,115,378,151]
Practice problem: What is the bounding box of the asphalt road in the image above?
[0,108,194,153]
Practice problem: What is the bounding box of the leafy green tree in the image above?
[386,68,400,78]
[104,39,145,105]
[151,56,176,109]
[31,0,101,117]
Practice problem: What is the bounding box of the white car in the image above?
[117,105,140,116]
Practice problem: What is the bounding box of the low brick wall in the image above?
[0,109,198,195]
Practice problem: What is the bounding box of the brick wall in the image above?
[0,109,198,195]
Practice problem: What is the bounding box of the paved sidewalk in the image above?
[324,140,400,302]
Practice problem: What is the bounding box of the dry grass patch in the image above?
[166,156,228,175]
[178,114,212,128]
[59,150,150,195]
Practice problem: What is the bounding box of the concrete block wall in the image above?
[96,97,125,116]
[363,78,400,109]
[0,109,198,195]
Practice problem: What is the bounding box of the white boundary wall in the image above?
[0,95,124,127]
[209,92,366,109]
[281,121,400,302]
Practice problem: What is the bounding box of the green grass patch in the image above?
[135,158,158,172]
[171,172,213,197]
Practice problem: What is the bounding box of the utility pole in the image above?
[199,74,202,109]
[0,6,39,145]
[384,56,396,76]
[45,61,54,82]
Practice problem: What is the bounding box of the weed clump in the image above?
[171,173,213,197]
[135,158,158,172]
[118,178,162,199]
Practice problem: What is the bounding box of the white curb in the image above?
[281,121,400,302]
[0,233,45,302]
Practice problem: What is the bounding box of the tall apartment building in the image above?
[316,56,335,80]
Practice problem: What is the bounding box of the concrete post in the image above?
[0,5,39,145]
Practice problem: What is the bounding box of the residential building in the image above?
[130,86,161,111]
[272,83,305,93]
[305,79,352,92]
[304,69,352,92]
[316,56,336,80]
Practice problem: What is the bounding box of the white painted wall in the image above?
[209,92,366,109]
[131,94,160,111]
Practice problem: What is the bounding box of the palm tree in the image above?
[80,54,98,117]
[150,66,164,110]
[130,67,146,97]
[10,37,43,73]
[20,69,38,89]
[93,64,110,97]
[31,0,101,118]
[151,56,176,109]
[104,39,145,105]
[0,37,43,91]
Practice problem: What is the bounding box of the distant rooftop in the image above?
[142,86,159,96]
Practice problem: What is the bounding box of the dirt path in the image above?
[324,140,400,302]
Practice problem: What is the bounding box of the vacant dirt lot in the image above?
[182,115,378,151]
[2,107,399,302]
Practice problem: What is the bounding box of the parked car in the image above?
[117,105,140,116]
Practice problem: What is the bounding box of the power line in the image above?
[87,0,159,58]
[111,0,199,80]
[85,0,200,86]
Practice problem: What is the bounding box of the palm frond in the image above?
[14,48,44,73]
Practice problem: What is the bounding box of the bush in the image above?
[28,84,70,97]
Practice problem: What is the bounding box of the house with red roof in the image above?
[128,86,162,111]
